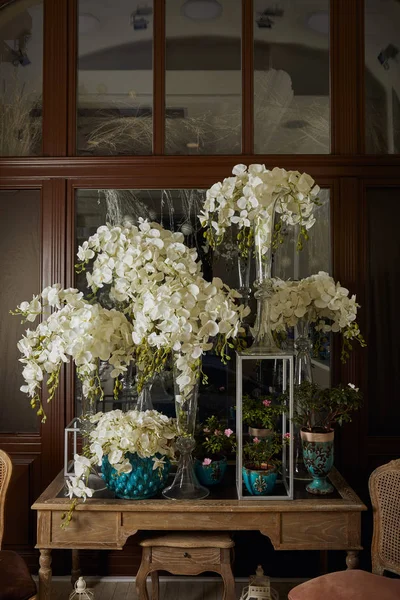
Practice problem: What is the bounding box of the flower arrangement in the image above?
[291,381,362,433]
[63,409,177,524]
[243,432,290,470]
[195,416,236,463]
[242,396,285,430]
[13,220,249,421]
[198,164,320,256]
[269,271,366,361]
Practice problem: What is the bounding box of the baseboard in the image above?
[41,575,307,584]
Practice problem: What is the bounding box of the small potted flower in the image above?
[65,409,177,519]
[242,395,285,438]
[242,433,290,496]
[293,381,363,495]
[194,416,236,486]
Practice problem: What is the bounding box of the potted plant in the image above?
[242,395,285,438]
[242,433,290,496]
[194,416,236,486]
[62,408,177,526]
[293,381,363,495]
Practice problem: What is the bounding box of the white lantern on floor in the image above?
[69,577,94,600]
[239,566,279,600]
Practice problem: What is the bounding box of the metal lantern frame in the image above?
[64,417,81,476]
[236,352,294,501]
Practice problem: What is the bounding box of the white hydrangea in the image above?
[199,164,320,255]
[67,409,177,500]
[269,272,365,359]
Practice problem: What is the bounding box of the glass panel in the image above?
[75,188,332,417]
[0,0,43,156]
[367,188,400,435]
[165,0,242,154]
[365,0,400,153]
[77,0,153,155]
[253,0,330,154]
[0,190,41,432]
[273,190,331,386]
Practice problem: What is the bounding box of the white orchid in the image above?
[15,220,249,420]
[199,164,320,256]
[269,272,366,361]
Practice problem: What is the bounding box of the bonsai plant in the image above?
[292,381,363,495]
[242,395,285,437]
[242,433,290,496]
[194,416,236,486]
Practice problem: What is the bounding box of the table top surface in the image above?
[32,466,367,513]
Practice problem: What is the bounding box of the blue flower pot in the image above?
[194,456,227,486]
[301,430,334,495]
[102,452,171,499]
[242,465,277,496]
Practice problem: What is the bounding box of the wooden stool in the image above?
[136,532,235,600]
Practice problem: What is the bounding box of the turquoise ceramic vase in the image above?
[102,452,171,499]
[301,429,334,495]
[242,465,277,496]
[194,456,228,486]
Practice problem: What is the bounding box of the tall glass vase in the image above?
[162,358,209,500]
[136,377,154,412]
[293,317,313,480]
[248,210,281,354]
[237,251,252,334]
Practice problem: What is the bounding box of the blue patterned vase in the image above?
[301,429,334,495]
[194,456,227,486]
[242,465,277,496]
[102,452,171,499]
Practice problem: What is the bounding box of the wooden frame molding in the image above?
[242,0,254,154]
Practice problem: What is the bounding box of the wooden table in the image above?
[32,467,367,600]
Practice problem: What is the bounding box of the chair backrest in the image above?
[0,450,12,550]
[369,458,400,576]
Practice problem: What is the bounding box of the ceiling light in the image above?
[182,0,223,21]
[79,13,100,34]
[306,11,329,35]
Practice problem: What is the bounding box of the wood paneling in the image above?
[42,0,69,156]
[153,0,166,154]
[40,180,67,486]
[242,0,253,154]
[2,155,400,181]
[331,0,365,154]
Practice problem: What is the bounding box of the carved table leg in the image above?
[221,549,235,600]
[151,571,159,600]
[71,549,81,586]
[346,550,359,570]
[136,547,151,600]
[38,549,52,600]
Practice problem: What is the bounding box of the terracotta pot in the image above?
[248,426,273,438]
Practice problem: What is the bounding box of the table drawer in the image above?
[152,546,221,566]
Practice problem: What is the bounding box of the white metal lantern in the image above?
[239,565,279,600]
[236,352,294,500]
[69,577,94,600]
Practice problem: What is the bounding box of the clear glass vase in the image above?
[248,210,281,354]
[237,251,252,333]
[162,358,209,500]
[136,377,154,412]
[293,317,313,480]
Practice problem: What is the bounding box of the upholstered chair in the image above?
[0,449,37,600]
[288,459,400,600]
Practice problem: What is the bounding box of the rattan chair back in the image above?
[369,458,400,576]
[0,450,12,549]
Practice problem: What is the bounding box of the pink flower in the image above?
[214,429,221,436]
[224,428,234,438]
[283,433,291,439]
[203,427,210,433]
[219,386,226,392]
[202,458,212,466]
[263,399,272,407]
[253,437,260,444]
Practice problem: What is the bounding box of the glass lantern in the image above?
[236,352,294,501]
